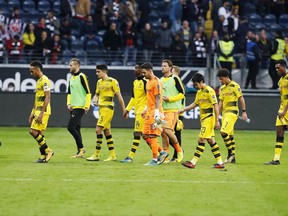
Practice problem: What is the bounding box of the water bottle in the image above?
[238,116,251,123]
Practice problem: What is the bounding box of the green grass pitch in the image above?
[0,127,288,216]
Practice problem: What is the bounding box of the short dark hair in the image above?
[140,62,153,70]
[275,59,287,68]
[96,64,108,72]
[192,73,204,83]
[217,68,230,78]
[30,60,43,71]
[162,59,173,67]
[136,61,144,67]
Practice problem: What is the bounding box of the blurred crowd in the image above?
[0,0,287,67]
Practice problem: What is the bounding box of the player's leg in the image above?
[121,114,144,162]
[29,113,53,162]
[103,128,117,161]
[207,137,224,168]
[220,113,237,163]
[67,108,86,158]
[264,116,286,165]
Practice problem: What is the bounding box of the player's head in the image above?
[96,64,108,78]
[30,60,43,78]
[69,58,80,74]
[135,61,144,77]
[191,73,205,90]
[217,68,231,85]
[275,59,287,76]
[140,62,154,79]
[172,65,180,76]
[161,59,173,74]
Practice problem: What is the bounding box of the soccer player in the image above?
[140,62,169,166]
[86,64,126,162]
[179,73,225,169]
[29,60,54,163]
[67,58,91,158]
[169,65,185,162]
[160,59,184,163]
[264,59,288,165]
[120,61,148,163]
[217,68,248,163]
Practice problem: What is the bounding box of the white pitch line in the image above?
[0,178,287,185]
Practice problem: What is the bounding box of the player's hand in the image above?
[85,107,89,114]
[154,109,160,121]
[29,114,34,124]
[163,96,169,102]
[241,112,248,121]
[36,113,43,124]
[67,104,73,111]
[178,109,184,114]
[215,120,220,130]
[123,110,129,119]
[141,109,147,118]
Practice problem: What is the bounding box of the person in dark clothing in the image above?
[171,33,187,66]
[257,28,271,69]
[140,22,156,62]
[80,15,98,50]
[103,22,122,63]
[245,31,261,89]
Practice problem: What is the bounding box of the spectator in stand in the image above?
[125,0,138,23]
[256,0,272,17]
[103,22,122,63]
[93,0,106,30]
[121,18,137,65]
[22,23,36,62]
[189,31,207,67]
[60,0,75,18]
[137,0,151,31]
[208,29,219,54]
[107,0,125,29]
[59,18,73,50]
[218,0,231,38]
[171,33,187,66]
[197,25,208,45]
[6,7,26,39]
[141,22,156,62]
[169,0,183,33]
[80,15,98,50]
[34,18,51,43]
[156,20,173,60]
[245,31,261,89]
[185,0,201,36]
[176,20,192,50]
[230,7,239,35]
[217,32,234,78]
[34,30,52,63]
[6,34,23,63]
[257,28,271,69]
[0,8,7,26]
[51,34,63,64]
[75,0,91,20]
[45,10,60,36]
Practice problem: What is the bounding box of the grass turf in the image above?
[0,127,287,216]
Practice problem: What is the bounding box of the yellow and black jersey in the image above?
[279,73,288,113]
[194,85,217,120]
[96,77,120,108]
[126,77,147,115]
[219,80,242,115]
[34,75,51,115]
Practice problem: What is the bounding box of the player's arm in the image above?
[164,77,185,102]
[125,86,135,118]
[80,74,92,113]
[67,81,72,111]
[218,99,223,114]
[279,101,288,118]
[213,102,220,130]
[37,89,51,123]
[239,96,248,120]
[178,101,197,114]
[29,104,36,124]
[115,91,126,118]
[92,93,99,106]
